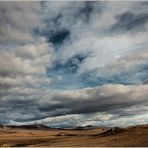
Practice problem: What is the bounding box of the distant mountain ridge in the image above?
[0,124,101,130]
[0,123,148,130]
[0,124,50,130]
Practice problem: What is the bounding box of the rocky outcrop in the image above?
[99,127,124,136]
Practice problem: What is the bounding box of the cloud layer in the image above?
[0,1,148,127]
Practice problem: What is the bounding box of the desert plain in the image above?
[0,124,148,147]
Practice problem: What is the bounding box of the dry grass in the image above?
[0,125,148,147]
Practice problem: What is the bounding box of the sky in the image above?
[0,1,148,128]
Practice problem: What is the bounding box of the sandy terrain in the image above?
[0,124,148,147]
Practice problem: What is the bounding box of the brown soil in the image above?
[0,125,148,147]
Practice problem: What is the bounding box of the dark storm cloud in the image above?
[37,84,148,117]
[0,83,12,90]
[0,84,148,126]
[110,11,148,33]
[0,94,47,122]
[41,87,147,127]
[0,1,148,127]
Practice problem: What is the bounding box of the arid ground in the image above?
[0,124,148,147]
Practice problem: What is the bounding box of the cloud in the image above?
[0,2,55,91]
[109,11,148,33]
[41,1,148,88]
[0,1,148,128]
[38,84,148,116]
[0,1,42,44]
[2,84,148,127]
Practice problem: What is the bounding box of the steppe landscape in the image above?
[0,124,148,147]
[0,1,148,147]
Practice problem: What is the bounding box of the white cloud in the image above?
[0,1,148,127]
[0,1,42,44]
[41,1,148,77]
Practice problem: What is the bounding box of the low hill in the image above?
[0,124,148,146]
